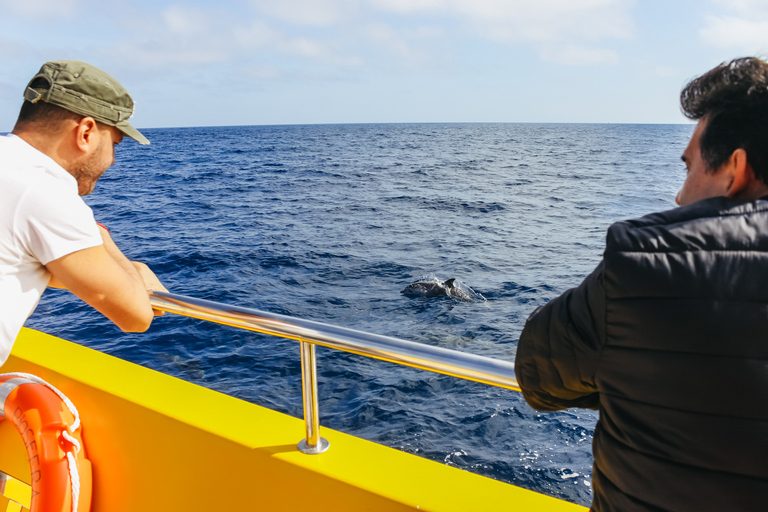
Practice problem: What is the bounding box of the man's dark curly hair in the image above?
[681,57,768,183]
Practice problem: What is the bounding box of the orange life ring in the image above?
[0,374,92,512]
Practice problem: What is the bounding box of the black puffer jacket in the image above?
[515,197,768,511]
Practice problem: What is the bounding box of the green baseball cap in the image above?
[23,60,149,145]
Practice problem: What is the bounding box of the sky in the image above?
[2,0,768,129]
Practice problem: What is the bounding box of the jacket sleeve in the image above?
[514,261,606,411]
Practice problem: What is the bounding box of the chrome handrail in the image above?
[149,291,519,453]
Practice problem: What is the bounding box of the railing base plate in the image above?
[297,437,330,455]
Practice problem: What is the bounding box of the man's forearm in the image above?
[100,227,167,317]
[515,262,607,411]
[99,226,145,288]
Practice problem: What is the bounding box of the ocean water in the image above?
[26,123,693,506]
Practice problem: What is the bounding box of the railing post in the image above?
[297,341,330,454]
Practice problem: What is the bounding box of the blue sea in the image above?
[26,123,693,507]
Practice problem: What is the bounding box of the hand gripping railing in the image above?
[149,291,520,454]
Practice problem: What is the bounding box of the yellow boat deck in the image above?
[0,328,585,511]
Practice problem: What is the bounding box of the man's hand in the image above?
[131,261,167,293]
[132,261,168,316]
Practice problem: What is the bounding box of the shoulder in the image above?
[606,197,768,254]
[0,135,81,201]
[0,134,44,167]
[1,139,94,234]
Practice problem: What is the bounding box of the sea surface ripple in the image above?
[26,123,693,506]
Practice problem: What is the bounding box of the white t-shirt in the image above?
[0,134,102,365]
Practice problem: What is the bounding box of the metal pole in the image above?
[149,292,520,392]
[297,341,329,454]
[148,291,520,456]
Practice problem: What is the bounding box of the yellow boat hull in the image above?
[0,328,585,511]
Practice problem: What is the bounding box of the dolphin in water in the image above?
[401,278,466,298]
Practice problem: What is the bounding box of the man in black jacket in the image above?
[515,57,768,511]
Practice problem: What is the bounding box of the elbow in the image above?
[114,307,154,333]
[120,319,152,333]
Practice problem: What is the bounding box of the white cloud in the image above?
[249,0,359,26]
[367,0,633,66]
[369,0,633,42]
[711,0,768,12]
[700,0,768,50]
[363,23,445,67]
[366,0,444,13]
[109,6,242,67]
[701,15,768,49]
[248,0,633,66]
[242,66,284,80]
[654,66,680,77]
[0,0,76,18]
[540,44,619,66]
[3,0,636,83]
[162,5,214,36]
[100,5,351,70]
[282,37,326,58]
[234,21,281,50]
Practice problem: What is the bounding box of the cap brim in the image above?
[116,121,150,145]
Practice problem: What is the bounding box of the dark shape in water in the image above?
[402,278,463,298]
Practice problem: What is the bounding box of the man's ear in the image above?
[74,117,98,153]
[725,148,755,199]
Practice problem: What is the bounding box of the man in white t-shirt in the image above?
[0,60,166,366]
